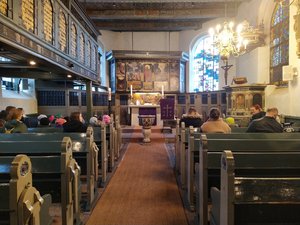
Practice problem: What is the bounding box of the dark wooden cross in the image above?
[221,60,233,85]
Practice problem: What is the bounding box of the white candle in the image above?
[130,85,133,97]
[108,88,111,101]
[162,85,164,98]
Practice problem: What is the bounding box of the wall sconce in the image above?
[282,65,298,81]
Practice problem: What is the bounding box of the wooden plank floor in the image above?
[85,129,188,225]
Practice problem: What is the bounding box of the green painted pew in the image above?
[217,150,300,225]
[0,154,51,225]
[0,137,81,225]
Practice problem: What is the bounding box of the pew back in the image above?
[0,155,49,225]
[0,137,81,225]
[220,150,300,225]
[197,133,300,225]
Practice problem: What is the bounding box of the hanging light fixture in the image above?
[208,1,265,85]
[209,20,264,61]
[208,0,265,61]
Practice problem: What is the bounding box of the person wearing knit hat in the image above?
[55,118,66,127]
[49,115,55,123]
[37,114,47,121]
[89,116,100,126]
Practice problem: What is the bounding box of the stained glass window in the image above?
[270,0,289,85]
[191,35,219,92]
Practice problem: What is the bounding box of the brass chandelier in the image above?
[208,20,265,60]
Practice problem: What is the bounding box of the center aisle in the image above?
[86,132,188,225]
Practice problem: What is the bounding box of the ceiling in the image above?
[79,0,250,32]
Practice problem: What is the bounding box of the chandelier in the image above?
[208,20,265,60]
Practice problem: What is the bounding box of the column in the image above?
[86,80,93,120]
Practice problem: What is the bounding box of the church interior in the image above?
[1,0,300,225]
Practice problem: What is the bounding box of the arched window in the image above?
[270,0,289,85]
[190,35,219,92]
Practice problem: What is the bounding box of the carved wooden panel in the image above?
[21,0,35,32]
[79,33,84,63]
[43,0,53,43]
[86,40,91,67]
[91,46,96,70]
[70,23,77,58]
[0,0,8,16]
[58,11,67,52]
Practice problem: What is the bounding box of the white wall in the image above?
[99,31,180,51]
[0,90,37,114]
[98,0,300,117]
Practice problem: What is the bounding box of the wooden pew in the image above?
[0,154,51,225]
[107,122,116,171]
[0,137,81,225]
[178,124,201,188]
[13,127,99,210]
[92,125,108,184]
[28,127,63,133]
[218,150,300,225]
[196,133,300,225]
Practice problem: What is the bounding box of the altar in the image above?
[129,105,163,126]
[128,92,163,126]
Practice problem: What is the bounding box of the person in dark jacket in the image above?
[246,107,283,133]
[250,104,266,121]
[180,107,203,127]
[63,112,87,132]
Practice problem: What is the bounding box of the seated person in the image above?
[4,108,28,133]
[63,112,87,133]
[250,104,266,121]
[201,108,231,133]
[246,107,283,133]
[180,107,203,127]
[225,116,238,127]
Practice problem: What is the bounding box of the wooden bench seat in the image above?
[92,125,108,185]
[0,155,51,225]
[217,150,300,225]
[0,137,81,225]
[0,128,99,211]
[194,133,300,225]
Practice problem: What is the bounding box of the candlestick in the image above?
[108,88,111,101]
[130,85,133,97]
